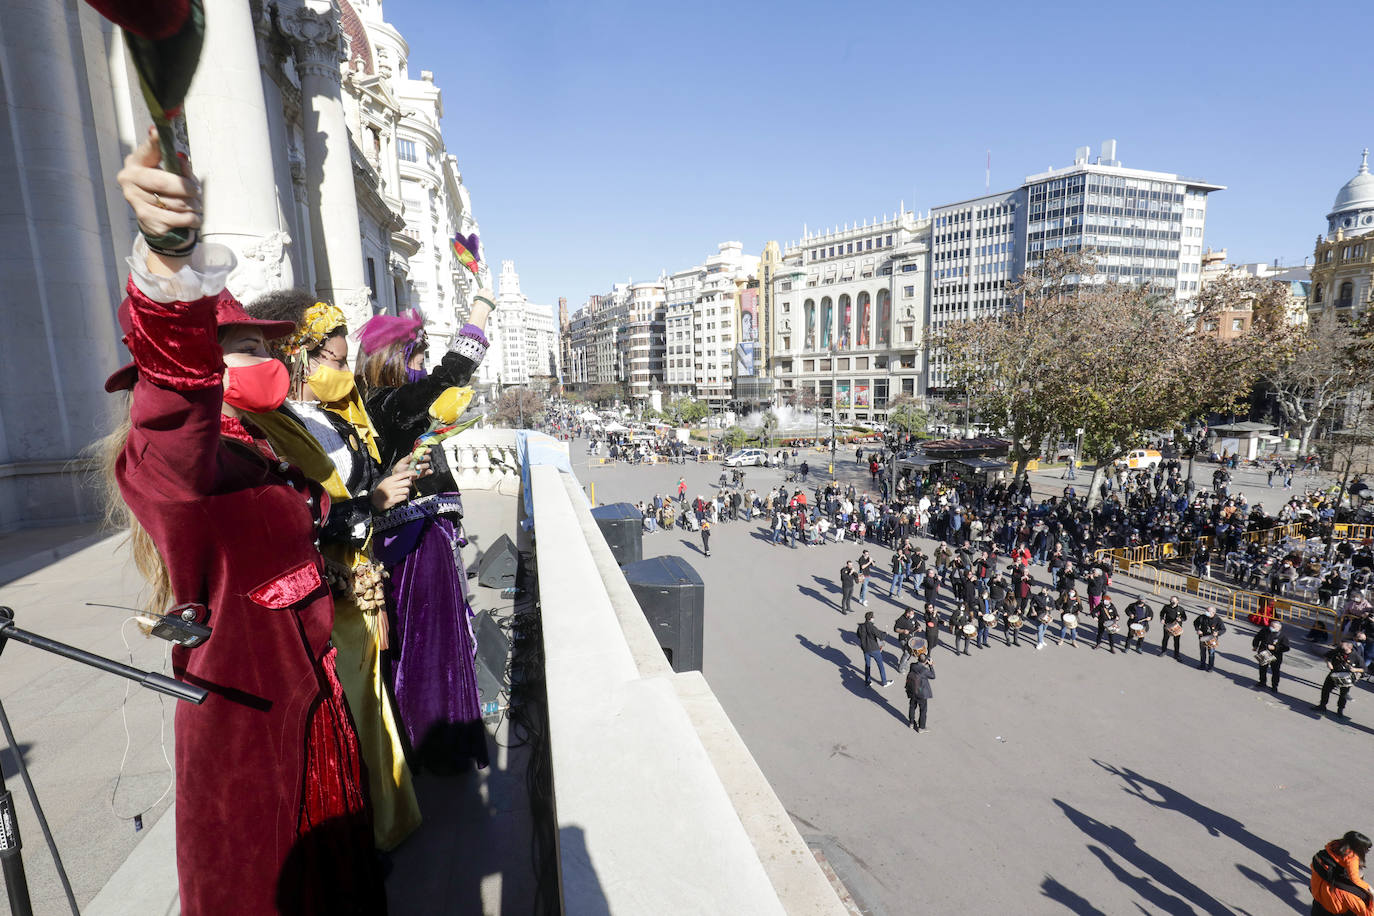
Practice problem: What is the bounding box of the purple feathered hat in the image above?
[357,308,424,355]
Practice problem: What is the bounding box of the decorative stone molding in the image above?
[281,5,345,83]
[443,428,522,494]
[337,286,374,334]
[229,230,294,303]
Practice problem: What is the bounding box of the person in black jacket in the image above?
[1160,596,1187,660]
[1094,596,1120,653]
[1312,640,1362,718]
[950,605,972,655]
[1251,620,1290,692]
[923,602,941,653]
[839,561,857,615]
[1125,597,1153,654]
[904,651,935,732]
[857,611,892,687]
[1194,606,1225,671]
[893,607,920,673]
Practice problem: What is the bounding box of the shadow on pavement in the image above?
[1089,760,1308,879]
[1055,798,1233,916]
[557,824,612,916]
[797,585,835,609]
[1039,874,1111,915]
[812,575,840,594]
[678,539,704,555]
[0,741,33,782]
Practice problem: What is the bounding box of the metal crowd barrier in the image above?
[1333,523,1374,542]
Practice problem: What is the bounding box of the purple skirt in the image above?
[378,514,489,772]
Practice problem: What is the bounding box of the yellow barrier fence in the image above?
[1229,588,1335,627]
[1333,523,1374,542]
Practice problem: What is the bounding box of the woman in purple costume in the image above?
[355,295,495,772]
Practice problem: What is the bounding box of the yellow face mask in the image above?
[306,364,356,404]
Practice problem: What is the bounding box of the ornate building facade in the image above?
[1310,150,1374,319]
[0,0,489,531]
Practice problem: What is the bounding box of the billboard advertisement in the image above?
[737,288,759,377]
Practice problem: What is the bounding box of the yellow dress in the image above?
[250,406,422,851]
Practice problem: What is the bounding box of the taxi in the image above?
[1115,448,1162,470]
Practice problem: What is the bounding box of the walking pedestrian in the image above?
[904,650,935,732]
[840,561,857,615]
[857,611,892,687]
[700,519,711,557]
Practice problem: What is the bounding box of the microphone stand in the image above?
[0,606,207,916]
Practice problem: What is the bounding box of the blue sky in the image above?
[388,0,1374,310]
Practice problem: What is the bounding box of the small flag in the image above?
[451,233,481,276]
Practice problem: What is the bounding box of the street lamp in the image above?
[829,346,837,479]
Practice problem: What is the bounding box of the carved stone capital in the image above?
[281,6,344,83]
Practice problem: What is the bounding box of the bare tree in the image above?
[1258,309,1374,457]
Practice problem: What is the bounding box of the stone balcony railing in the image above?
[442,427,527,495]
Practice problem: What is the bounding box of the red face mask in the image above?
[224,359,290,413]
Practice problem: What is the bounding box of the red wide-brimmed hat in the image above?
[105,289,295,393]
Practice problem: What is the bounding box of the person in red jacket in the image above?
[106,128,384,914]
[1311,831,1373,916]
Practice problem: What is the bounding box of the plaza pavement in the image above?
[577,444,1361,916]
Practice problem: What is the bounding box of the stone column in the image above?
[182,0,293,304]
[281,2,371,332]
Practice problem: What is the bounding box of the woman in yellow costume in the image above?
[246,292,423,850]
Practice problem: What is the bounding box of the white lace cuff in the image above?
[125,236,236,304]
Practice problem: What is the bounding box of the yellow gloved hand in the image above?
[429,386,474,424]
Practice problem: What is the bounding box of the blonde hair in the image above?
[353,341,408,398]
[95,401,173,613]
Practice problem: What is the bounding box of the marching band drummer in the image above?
[1160,596,1188,661]
[1094,595,1121,654]
[1058,590,1083,647]
[1250,620,1291,693]
[1125,596,1153,655]
[950,603,973,656]
[1194,606,1226,672]
[1312,640,1363,720]
[1030,586,1052,650]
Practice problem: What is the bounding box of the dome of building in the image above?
[1326,149,1374,238]
[1333,150,1374,211]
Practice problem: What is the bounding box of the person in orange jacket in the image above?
[1311,830,1373,916]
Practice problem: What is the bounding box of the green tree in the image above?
[720,426,747,452]
[885,395,929,437]
[668,396,709,425]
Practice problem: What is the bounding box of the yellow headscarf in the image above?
[281,301,349,357]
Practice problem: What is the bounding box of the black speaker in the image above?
[590,503,644,567]
[472,610,510,722]
[622,556,704,672]
[476,533,518,588]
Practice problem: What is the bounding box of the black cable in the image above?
[0,697,80,916]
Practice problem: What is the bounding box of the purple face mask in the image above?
[403,338,427,382]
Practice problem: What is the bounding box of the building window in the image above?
[1314,283,1323,303]
[903,285,915,298]
[782,336,791,350]
[1231,318,1244,332]
[1338,282,1354,307]
[398,139,418,162]
[366,258,378,300]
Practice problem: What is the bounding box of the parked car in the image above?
[723,449,770,468]
[1114,448,1163,470]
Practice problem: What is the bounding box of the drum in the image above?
[1008,614,1022,628]
[1331,671,1355,688]
[1107,621,1119,634]
[961,623,977,637]
[1255,649,1275,666]
[981,613,996,626]
[1167,623,1183,637]
[1203,636,1219,650]
[909,636,928,654]
[1129,622,1145,634]
[1062,613,1078,629]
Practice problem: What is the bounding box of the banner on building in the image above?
[737,289,759,378]
[836,382,851,407]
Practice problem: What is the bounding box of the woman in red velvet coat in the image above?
[105,129,385,914]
